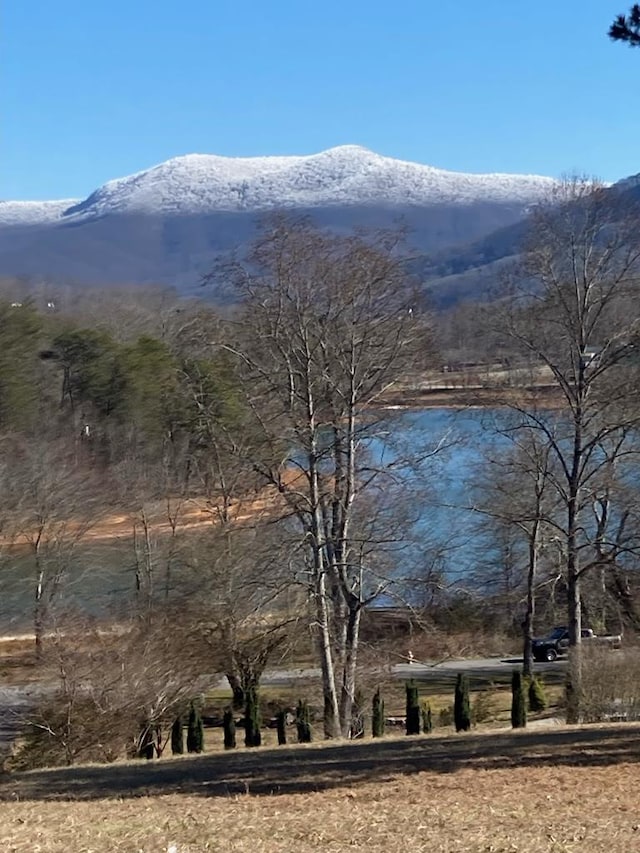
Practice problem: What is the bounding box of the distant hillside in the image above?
[417,179,640,307]
[0,146,555,298]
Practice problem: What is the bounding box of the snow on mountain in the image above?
[0,147,563,301]
[3,146,556,224]
[0,200,79,226]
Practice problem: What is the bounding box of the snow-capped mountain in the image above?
[0,200,78,226]
[1,146,555,225]
[61,145,555,218]
[0,146,557,296]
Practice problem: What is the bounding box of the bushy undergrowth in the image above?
[438,704,454,727]
[404,628,517,662]
[6,618,204,771]
[528,676,547,713]
[472,689,496,725]
[7,697,130,771]
[580,647,640,723]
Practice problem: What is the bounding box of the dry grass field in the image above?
[1,723,640,852]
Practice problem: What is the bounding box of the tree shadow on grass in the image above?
[2,723,639,802]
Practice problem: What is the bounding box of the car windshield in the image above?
[548,626,567,640]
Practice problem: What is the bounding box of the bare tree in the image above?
[12,612,206,768]
[173,350,301,707]
[190,515,300,710]
[0,438,99,656]
[498,178,640,720]
[217,218,439,737]
[471,418,559,676]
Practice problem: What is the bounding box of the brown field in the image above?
[1,724,640,852]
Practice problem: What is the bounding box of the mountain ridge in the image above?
[0,146,560,299]
[2,146,556,222]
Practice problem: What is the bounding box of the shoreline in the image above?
[379,383,563,410]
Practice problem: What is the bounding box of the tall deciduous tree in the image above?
[219,217,435,738]
[179,353,296,711]
[471,425,558,677]
[499,178,640,721]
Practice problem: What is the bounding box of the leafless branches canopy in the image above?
[498,178,640,721]
[220,217,433,737]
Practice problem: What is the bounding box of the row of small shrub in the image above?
[8,673,549,770]
[168,697,314,755]
[401,672,547,736]
[172,671,549,756]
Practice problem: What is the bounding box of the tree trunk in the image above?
[244,687,261,748]
[566,566,582,724]
[339,604,361,737]
[522,523,539,679]
[34,559,45,660]
[565,408,583,724]
[315,575,341,739]
[225,672,246,711]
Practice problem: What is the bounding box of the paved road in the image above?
[393,657,567,686]
[261,656,567,688]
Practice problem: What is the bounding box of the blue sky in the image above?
[3,0,639,200]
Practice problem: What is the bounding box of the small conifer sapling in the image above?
[296,699,312,743]
[511,670,527,729]
[372,688,385,738]
[405,681,421,735]
[223,709,236,750]
[422,700,433,734]
[170,715,184,755]
[187,702,204,753]
[454,673,471,732]
[276,709,287,745]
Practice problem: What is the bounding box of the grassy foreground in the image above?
[1,723,640,852]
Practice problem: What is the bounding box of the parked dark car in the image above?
[532,626,622,662]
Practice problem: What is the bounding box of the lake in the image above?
[0,408,504,634]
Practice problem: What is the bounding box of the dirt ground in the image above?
[1,723,640,852]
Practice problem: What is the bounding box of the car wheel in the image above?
[545,648,558,662]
